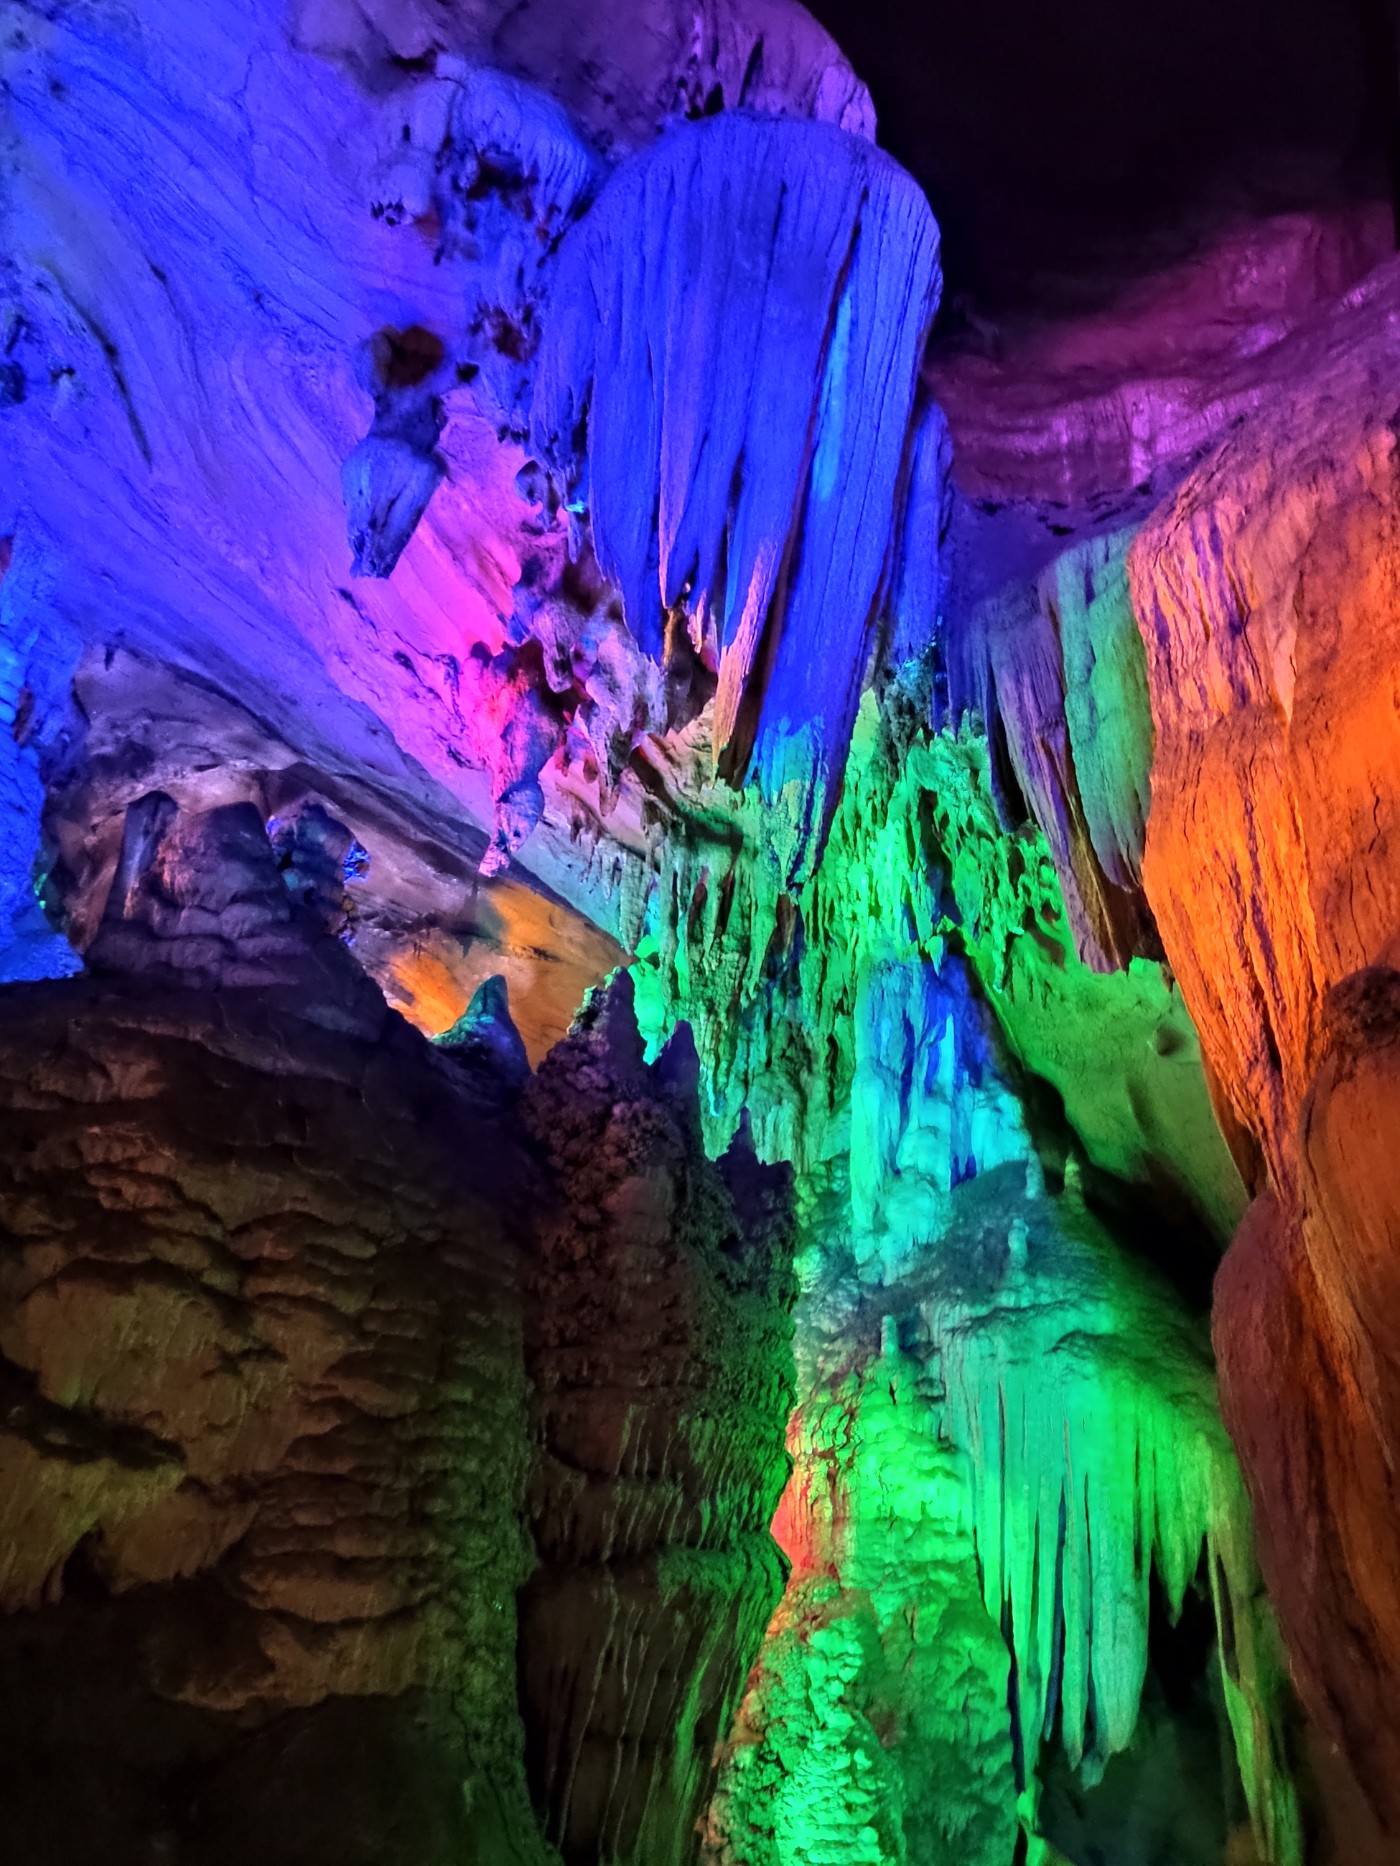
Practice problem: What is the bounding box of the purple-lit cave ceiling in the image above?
[804,0,1394,311]
[2,2,1400,1864]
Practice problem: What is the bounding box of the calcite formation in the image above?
[630,693,1242,1246]
[923,1175,1297,1862]
[706,1156,1299,1866]
[532,110,941,872]
[708,1353,1017,1866]
[0,795,543,1862]
[0,577,80,983]
[0,799,795,1863]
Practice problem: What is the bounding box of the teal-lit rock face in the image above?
[0,545,80,983]
[631,690,1242,1243]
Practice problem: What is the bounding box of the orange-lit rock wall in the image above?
[1130,259,1400,1837]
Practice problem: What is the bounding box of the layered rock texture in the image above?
[519,984,795,1864]
[0,795,544,1863]
[1127,264,1400,1839]
[0,797,795,1864]
[531,109,940,871]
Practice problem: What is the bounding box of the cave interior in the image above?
[2,1,1400,1863]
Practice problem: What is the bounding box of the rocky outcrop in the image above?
[1129,258,1400,1838]
[533,111,941,876]
[0,794,799,1864]
[24,642,622,1062]
[518,980,796,1866]
[292,0,876,154]
[0,795,547,1861]
[8,0,1400,1856]
[0,0,885,940]
[929,209,1393,506]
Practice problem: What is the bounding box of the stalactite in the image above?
[1043,527,1154,895]
[532,111,942,877]
[923,1184,1303,1865]
[630,689,1242,1242]
[708,1335,1018,1866]
[886,398,954,676]
[939,533,1157,974]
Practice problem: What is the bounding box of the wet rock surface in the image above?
[4,0,1400,1857]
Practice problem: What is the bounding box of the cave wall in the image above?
[0,797,796,1864]
[518,982,795,1864]
[1128,262,1400,1835]
[0,796,544,1863]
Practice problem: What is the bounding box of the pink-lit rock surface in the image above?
[1,0,886,950]
[931,209,1394,506]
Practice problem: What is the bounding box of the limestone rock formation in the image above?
[293,0,876,154]
[435,970,533,1086]
[0,802,797,1865]
[0,543,79,983]
[1129,259,1400,1836]
[708,1158,1299,1866]
[4,0,1400,1858]
[518,981,796,1865]
[0,794,545,1863]
[342,326,450,580]
[533,110,941,874]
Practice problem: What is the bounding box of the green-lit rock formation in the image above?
[631,683,1244,1245]
[705,1163,1300,1866]
[7,0,1389,1857]
[618,667,1292,1864]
